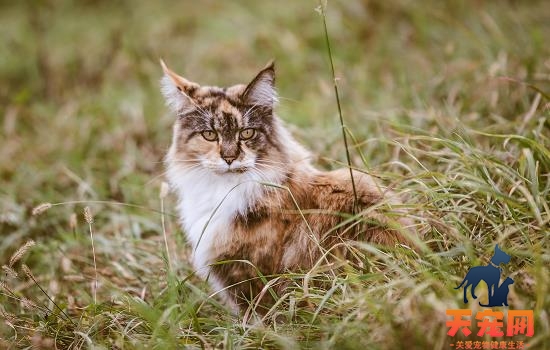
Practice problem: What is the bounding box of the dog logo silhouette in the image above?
[455,244,513,306]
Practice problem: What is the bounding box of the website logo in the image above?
[455,244,512,307]
[446,244,534,349]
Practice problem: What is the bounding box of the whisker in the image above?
[254,162,315,184]
[256,158,312,166]
[147,163,205,186]
[242,103,261,121]
[176,89,212,120]
[170,159,203,163]
[146,171,171,186]
[247,168,286,211]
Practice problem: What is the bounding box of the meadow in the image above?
[0,1,549,349]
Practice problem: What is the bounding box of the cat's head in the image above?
[161,60,287,176]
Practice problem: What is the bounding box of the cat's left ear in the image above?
[242,60,277,107]
[160,59,199,113]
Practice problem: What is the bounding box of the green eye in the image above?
[239,128,256,140]
[201,130,218,141]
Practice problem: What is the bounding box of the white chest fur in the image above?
[166,165,281,278]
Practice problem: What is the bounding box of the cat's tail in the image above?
[454,278,467,289]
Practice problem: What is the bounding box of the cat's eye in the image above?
[239,128,256,140]
[201,130,218,141]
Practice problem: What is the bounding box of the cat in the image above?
[479,277,513,307]
[454,244,511,304]
[160,60,415,312]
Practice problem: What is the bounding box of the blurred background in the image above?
[0,1,549,347]
[1,0,548,225]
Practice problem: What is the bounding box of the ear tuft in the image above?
[242,60,277,107]
[159,59,198,114]
[160,74,186,113]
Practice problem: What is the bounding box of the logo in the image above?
[445,244,534,349]
[455,244,512,306]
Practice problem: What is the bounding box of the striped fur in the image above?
[161,61,416,312]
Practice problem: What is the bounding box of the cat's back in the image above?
[284,168,393,215]
[309,169,385,208]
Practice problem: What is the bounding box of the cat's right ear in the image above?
[160,59,199,113]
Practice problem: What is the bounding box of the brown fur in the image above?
[210,169,411,310]
[161,60,417,312]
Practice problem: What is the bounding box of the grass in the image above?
[1,0,549,349]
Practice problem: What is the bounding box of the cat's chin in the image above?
[228,167,249,174]
[211,166,250,175]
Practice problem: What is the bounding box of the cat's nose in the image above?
[222,156,237,165]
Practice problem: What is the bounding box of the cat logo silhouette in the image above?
[455,244,513,306]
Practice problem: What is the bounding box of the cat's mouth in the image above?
[202,159,254,174]
[209,164,250,174]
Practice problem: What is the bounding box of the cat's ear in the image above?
[160,59,199,113]
[242,60,277,107]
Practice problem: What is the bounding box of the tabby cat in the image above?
[161,60,415,312]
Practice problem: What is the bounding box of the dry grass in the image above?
[1,1,549,349]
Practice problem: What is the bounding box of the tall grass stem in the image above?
[160,182,173,272]
[84,207,98,307]
[318,0,358,213]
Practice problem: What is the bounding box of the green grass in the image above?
[1,0,549,349]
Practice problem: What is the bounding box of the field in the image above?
[1,0,549,349]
